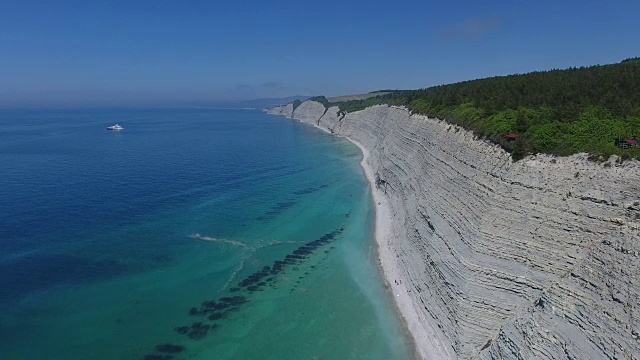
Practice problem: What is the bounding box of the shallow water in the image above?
[0,108,412,359]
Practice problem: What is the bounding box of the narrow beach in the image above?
[274,114,451,359]
[346,137,453,360]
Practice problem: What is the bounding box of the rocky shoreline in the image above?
[267,100,640,359]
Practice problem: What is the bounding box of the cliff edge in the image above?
[269,100,640,359]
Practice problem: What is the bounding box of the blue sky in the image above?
[1,0,639,107]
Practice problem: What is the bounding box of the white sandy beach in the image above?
[346,137,453,360]
[299,118,452,359]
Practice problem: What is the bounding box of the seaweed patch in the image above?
[142,226,345,359]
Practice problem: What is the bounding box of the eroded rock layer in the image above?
[268,101,640,360]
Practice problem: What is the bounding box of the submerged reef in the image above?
[142,226,346,359]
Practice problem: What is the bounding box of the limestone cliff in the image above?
[266,103,294,118]
[269,100,640,360]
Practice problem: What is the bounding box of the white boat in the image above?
[107,124,124,131]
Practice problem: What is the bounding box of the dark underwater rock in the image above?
[202,301,216,308]
[220,296,247,305]
[208,312,225,320]
[188,323,211,340]
[175,326,190,335]
[143,355,173,360]
[188,330,207,340]
[156,344,186,353]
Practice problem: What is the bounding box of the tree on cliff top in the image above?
[330,58,640,160]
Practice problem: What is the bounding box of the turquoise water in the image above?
[0,109,412,359]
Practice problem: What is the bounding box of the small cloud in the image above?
[438,17,502,42]
[260,81,286,90]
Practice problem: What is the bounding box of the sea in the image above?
[0,108,412,359]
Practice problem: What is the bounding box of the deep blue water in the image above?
[0,109,411,359]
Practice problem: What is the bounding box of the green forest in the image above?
[328,58,640,160]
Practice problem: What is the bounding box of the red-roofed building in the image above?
[505,134,520,141]
[616,139,638,149]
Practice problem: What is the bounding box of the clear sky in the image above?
[1,0,639,107]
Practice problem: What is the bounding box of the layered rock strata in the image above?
[267,100,640,359]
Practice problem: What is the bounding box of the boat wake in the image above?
[189,233,250,249]
[189,234,300,250]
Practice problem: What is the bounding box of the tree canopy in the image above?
[330,59,640,160]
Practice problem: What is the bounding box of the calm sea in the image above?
[0,108,411,359]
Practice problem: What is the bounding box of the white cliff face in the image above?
[269,101,640,359]
[266,103,294,117]
[318,106,343,132]
[291,100,326,125]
